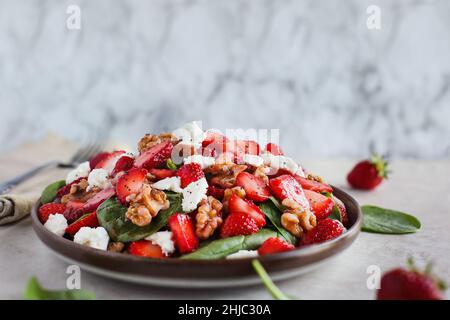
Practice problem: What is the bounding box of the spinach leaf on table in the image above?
[40,180,66,204]
[24,277,95,300]
[361,205,421,234]
[97,192,182,242]
[181,229,279,260]
[259,199,297,245]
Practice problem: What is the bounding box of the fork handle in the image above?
[0,161,59,194]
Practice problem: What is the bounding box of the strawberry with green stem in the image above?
[347,154,390,190]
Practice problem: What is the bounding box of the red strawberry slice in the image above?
[202,131,228,148]
[89,152,110,170]
[56,177,83,198]
[149,168,176,180]
[235,140,260,155]
[235,172,270,202]
[302,218,345,245]
[207,185,225,200]
[228,194,266,227]
[294,175,333,193]
[168,213,199,254]
[332,196,349,227]
[38,203,66,223]
[94,150,126,172]
[111,156,134,176]
[115,168,147,204]
[220,211,260,238]
[65,211,99,235]
[269,174,309,209]
[304,190,334,220]
[258,237,295,256]
[82,188,116,213]
[265,143,284,155]
[63,200,85,223]
[135,141,173,169]
[128,240,165,258]
[176,163,205,188]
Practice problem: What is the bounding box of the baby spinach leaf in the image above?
[259,200,297,245]
[40,180,66,204]
[24,277,95,300]
[328,204,342,222]
[361,205,421,234]
[97,192,182,242]
[166,158,177,170]
[181,229,279,260]
[252,260,292,300]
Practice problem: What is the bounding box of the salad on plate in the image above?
[37,122,349,260]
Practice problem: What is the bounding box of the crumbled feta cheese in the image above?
[184,155,215,169]
[44,214,68,236]
[172,121,206,149]
[260,153,300,175]
[242,154,264,167]
[87,168,111,191]
[66,161,90,184]
[226,250,259,259]
[145,231,175,256]
[73,227,110,251]
[182,177,208,212]
[152,176,183,193]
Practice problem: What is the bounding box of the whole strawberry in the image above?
[377,260,446,300]
[347,154,389,190]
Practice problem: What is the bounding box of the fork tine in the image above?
[70,131,105,165]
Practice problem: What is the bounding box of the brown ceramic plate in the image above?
[31,186,362,288]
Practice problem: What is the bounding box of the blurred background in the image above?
[1,0,449,159]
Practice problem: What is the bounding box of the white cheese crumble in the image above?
[66,161,90,184]
[73,227,110,251]
[145,231,176,256]
[242,154,264,167]
[226,250,259,259]
[183,155,215,169]
[260,153,303,176]
[172,121,206,149]
[87,168,111,191]
[44,214,68,237]
[182,177,208,212]
[152,176,184,193]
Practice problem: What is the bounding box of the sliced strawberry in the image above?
[269,174,309,209]
[89,152,110,170]
[235,172,270,202]
[63,200,85,223]
[168,213,199,254]
[294,175,333,193]
[304,190,334,220]
[258,237,295,256]
[135,141,173,169]
[94,150,126,173]
[56,177,83,198]
[265,143,284,155]
[38,203,66,223]
[220,211,260,238]
[149,168,176,180]
[176,163,205,188]
[202,131,228,148]
[302,218,345,245]
[207,185,225,200]
[115,168,147,204]
[228,194,266,227]
[128,240,165,259]
[65,211,99,235]
[81,188,116,213]
[332,196,349,227]
[111,156,134,176]
[235,140,260,155]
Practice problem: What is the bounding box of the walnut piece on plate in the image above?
[195,196,223,240]
[280,198,317,238]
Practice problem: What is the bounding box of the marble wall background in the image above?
[1,0,450,159]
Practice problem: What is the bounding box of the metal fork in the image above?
[0,134,105,194]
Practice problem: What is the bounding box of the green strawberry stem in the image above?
[370,154,390,178]
[251,259,291,300]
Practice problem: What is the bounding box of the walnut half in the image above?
[281,198,317,238]
[195,196,223,240]
[125,184,170,227]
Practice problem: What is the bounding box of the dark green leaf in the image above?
[361,205,421,234]
[23,277,95,300]
[181,229,279,260]
[97,193,182,242]
[40,180,66,204]
[328,204,342,222]
[259,200,297,245]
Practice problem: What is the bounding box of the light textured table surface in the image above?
[1,137,449,300]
